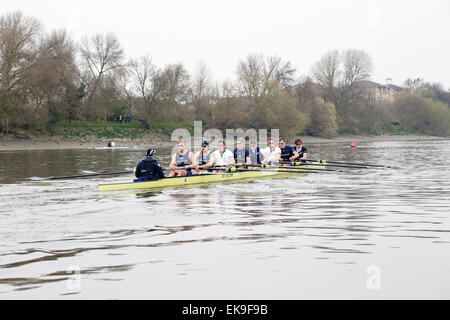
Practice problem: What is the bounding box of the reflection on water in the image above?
[0,140,450,298]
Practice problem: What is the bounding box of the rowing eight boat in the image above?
[98,164,324,191]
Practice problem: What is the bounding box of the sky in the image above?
[1,0,449,88]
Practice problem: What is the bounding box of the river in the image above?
[0,139,449,299]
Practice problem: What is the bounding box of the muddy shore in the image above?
[1,134,448,151]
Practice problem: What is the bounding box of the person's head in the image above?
[279,138,286,148]
[146,148,156,158]
[201,141,209,151]
[294,138,302,147]
[268,138,275,149]
[236,137,245,150]
[176,139,185,152]
[250,141,258,150]
[217,140,226,152]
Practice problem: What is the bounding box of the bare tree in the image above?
[342,49,373,87]
[237,54,264,98]
[312,50,340,90]
[220,80,238,99]
[403,78,425,91]
[25,29,77,117]
[161,63,191,105]
[78,32,126,119]
[263,55,296,94]
[130,55,157,126]
[0,11,41,133]
[237,54,295,99]
[191,61,212,103]
[191,62,214,122]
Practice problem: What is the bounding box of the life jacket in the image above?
[135,157,164,181]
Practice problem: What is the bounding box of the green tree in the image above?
[0,11,41,133]
[257,90,309,136]
[309,97,338,138]
[390,92,450,136]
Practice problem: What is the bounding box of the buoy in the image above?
[351,142,357,147]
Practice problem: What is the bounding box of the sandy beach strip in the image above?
[0,134,448,151]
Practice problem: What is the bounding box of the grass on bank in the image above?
[55,120,194,139]
[58,120,143,128]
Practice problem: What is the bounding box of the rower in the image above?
[291,138,308,162]
[169,139,195,177]
[262,138,281,165]
[279,138,294,166]
[194,141,214,172]
[211,140,235,169]
[135,149,164,182]
[249,141,262,167]
[233,137,251,165]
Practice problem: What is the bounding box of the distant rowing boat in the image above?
[91,146,136,150]
[98,164,324,191]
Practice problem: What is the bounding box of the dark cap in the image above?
[146,149,156,156]
[201,141,209,147]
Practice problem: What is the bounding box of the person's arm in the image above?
[300,147,307,160]
[187,151,196,169]
[287,146,294,161]
[276,149,281,162]
[156,163,165,179]
[135,162,142,178]
[193,151,200,165]
[193,151,201,171]
[200,152,214,169]
[205,152,216,169]
[226,151,236,167]
[244,150,251,165]
[169,153,177,170]
[290,150,299,161]
[261,149,268,164]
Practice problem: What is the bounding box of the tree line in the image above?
[1,11,449,138]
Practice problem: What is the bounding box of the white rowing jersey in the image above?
[262,146,281,163]
[213,149,234,166]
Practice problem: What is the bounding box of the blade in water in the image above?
[82,170,98,174]
[29,176,47,181]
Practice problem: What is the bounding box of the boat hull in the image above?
[98,165,323,192]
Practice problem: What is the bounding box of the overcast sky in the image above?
[1,0,449,88]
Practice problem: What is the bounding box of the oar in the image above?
[31,165,200,181]
[279,161,377,169]
[274,165,350,172]
[30,170,134,181]
[232,163,340,172]
[212,166,339,174]
[284,159,401,169]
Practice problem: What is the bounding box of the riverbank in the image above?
[0,133,448,151]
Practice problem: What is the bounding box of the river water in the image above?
[0,139,449,299]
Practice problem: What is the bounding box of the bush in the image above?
[390,93,450,136]
[309,97,338,138]
[257,90,309,136]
